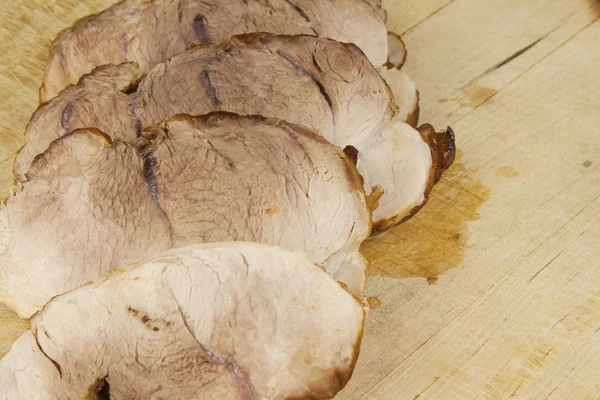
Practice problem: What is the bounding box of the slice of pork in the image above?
[2,129,172,318]
[17,33,453,233]
[385,32,407,70]
[16,63,143,180]
[41,0,388,101]
[378,32,418,127]
[367,34,455,230]
[0,243,365,400]
[360,122,455,230]
[378,67,420,128]
[2,113,370,318]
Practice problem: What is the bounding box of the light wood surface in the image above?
[1,1,599,399]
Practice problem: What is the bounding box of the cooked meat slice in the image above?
[372,45,456,230]
[358,121,431,229]
[140,114,369,293]
[17,35,394,182]
[362,122,456,231]
[15,63,142,182]
[1,129,172,318]
[136,34,393,149]
[41,0,387,101]
[368,35,454,230]
[18,33,452,230]
[378,30,418,128]
[0,331,67,399]
[385,32,407,69]
[378,67,420,127]
[0,243,365,400]
[2,113,370,317]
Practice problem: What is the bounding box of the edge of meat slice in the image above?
[19,33,453,232]
[2,112,370,318]
[0,243,365,400]
[385,32,407,70]
[372,37,456,230]
[16,62,143,183]
[378,66,420,128]
[40,0,388,101]
[361,122,456,231]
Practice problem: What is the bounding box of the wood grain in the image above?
[1,1,600,399]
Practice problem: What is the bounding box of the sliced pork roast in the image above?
[17,33,454,232]
[41,0,388,101]
[379,67,419,127]
[0,243,365,399]
[2,113,370,318]
[384,32,407,70]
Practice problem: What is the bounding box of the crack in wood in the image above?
[493,37,545,70]
[528,251,563,283]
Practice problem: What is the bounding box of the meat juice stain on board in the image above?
[367,297,382,310]
[439,86,497,109]
[496,165,519,178]
[0,304,29,357]
[362,150,490,283]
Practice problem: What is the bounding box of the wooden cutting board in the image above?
[1,0,600,398]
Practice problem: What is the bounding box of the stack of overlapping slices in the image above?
[0,1,455,398]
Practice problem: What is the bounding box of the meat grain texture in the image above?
[0,243,365,399]
[17,33,453,233]
[0,0,460,397]
[1,113,370,318]
[41,0,388,101]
